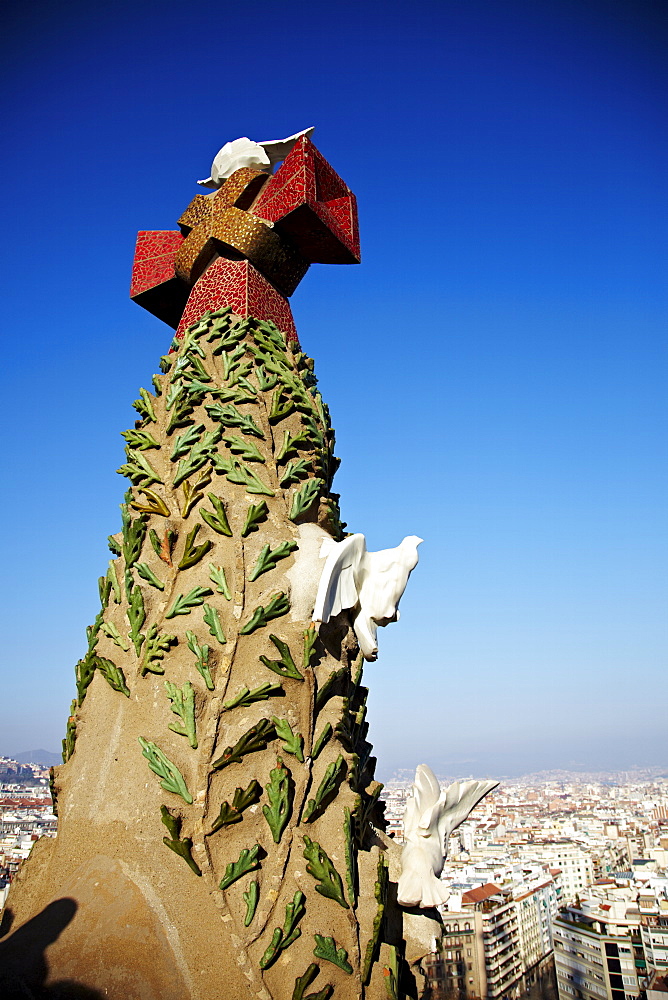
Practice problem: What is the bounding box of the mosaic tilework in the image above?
[130,230,190,328]
[174,225,215,284]
[130,231,184,297]
[175,258,298,343]
[174,195,308,295]
[252,136,360,263]
[130,141,357,338]
[214,167,269,211]
[176,195,212,232]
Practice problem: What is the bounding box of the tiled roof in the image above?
[462,883,502,905]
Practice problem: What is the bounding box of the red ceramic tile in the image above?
[250,137,360,264]
[175,259,298,343]
[130,140,357,339]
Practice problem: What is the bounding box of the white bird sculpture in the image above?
[197,127,315,188]
[397,765,498,909]
[312,533,422,661]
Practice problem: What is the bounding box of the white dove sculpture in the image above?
[397,765,499,909]
[197,127,315,188]
[312,533,422,661]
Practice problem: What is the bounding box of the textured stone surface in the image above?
[2,311,414,1000]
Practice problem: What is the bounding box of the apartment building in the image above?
[639,887,668,974]
[554,895,645,1000]
[425,877,557,1000]
[515,842,594,904]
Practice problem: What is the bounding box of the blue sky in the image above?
[1,0,666,777]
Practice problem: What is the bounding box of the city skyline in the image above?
[1,0,666,770]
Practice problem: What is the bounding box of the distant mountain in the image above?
[13,749,61,766]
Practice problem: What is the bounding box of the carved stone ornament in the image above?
[397,764,498,909]
[312,533,423,660]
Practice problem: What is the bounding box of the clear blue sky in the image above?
[1,0,666,777]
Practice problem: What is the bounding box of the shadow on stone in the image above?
[0,898,103,999]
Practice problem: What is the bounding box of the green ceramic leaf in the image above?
[219,845,262,891]
[138,738,192,803]
[302,836,348,909]
[248,541,298,582]
[240,593,290,635]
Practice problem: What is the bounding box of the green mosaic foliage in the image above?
[178,524,212,570]
[289,479,323,521]
[213,455,274,496]
[212,719,275,770]
[106,561,121,604]
[208,563,231,599]
[302,625,318,669]
[343,807,357,908]
[138,738,192,804]
[276,427,310,462]
[260,634,304,681]
[165,680,197,749]
[121,506,147,568]
[315,668,347,712]
[166,587,213,619]
[223,434,265,463]
[272,717,305,763]
[219,845,262,891]
[173,427,222,488]
[132,387,157,423]
[135,562,165,590]
[140,625,177,676]
[302,837,348,909]
[279,458,311,487]
[202,603,226,645]
[185,631,213,690]
[241,500,268,537]
[262,758,292,844]
[206,402,264,438]
[210,781,262,832]
[161,806,201,876]
[243,880,260,927]
[223,682,284,712]
[170,424,204,462]
[121,428,160,451]
[362,853,389,984]
[96,656,130,697]
[100,621,130,651]
[117,448,163,488]
[127,583,146,656]
[62,700,77,763]
[313,935,352,974]
[200,493,232,536]
[303,755,346,823]
[260,891,306,970]
[311,724,332,761]
[240,593,290,635]
[268,389,296,424]
[248,541,298,582]
[292,964,333,1000]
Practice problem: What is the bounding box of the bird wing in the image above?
[358,536,422,623]
[312,534,366,623]
[437,779,499,843]
[259,127,315,166]
[413,765,441,831]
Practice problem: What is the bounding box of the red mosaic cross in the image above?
[130,137,359,340]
